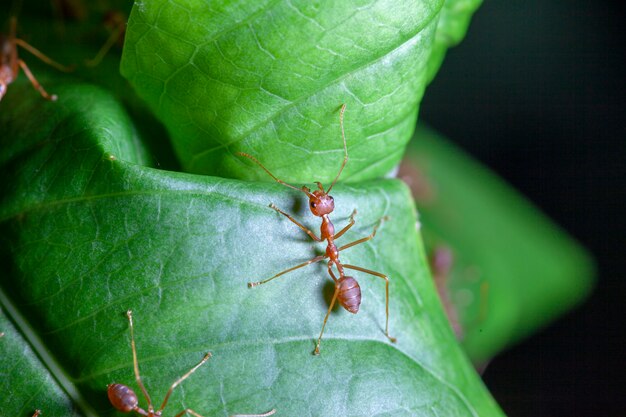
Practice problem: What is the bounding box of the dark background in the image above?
[420,0,625,415]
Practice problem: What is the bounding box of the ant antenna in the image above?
[237,152,315,199]
[326,103,348,193]
[127,310,153,411]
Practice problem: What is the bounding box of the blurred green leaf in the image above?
[400,126,595,364]
[120,0,444,183]
[0,82,503,416]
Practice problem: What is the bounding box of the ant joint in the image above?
[248,282,259,288]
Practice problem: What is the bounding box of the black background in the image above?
[421,1,625,415]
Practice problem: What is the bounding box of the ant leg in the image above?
[230,410,277,417]
[248,254,327,287]
[314,283,341,355]
[337,216,388,253]
[126,310,154,412]
[333,209,357,240]
[174,409,277,417]
[342,264,396,343]
[327,261,339,282]
[32,410,41,417]
[269,203,322,241]
[17,60,57,101]
[172,409,206,417]
[15,39,73,72]
[85,25,123,67]
[157,353,212,412]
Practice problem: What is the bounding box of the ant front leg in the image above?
[269,203,322,241]
[172,409,206,417]
[337,215,388,252]
[230,410,277,417]
[333,209,357,240]
[156,353,212,413]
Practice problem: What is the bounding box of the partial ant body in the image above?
[108,310,275,417]
[239,104,395,355]
[0,17,72,101]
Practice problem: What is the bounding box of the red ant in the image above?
[108,310,276,417]
[0,17,72,101]
[238,104,396,355]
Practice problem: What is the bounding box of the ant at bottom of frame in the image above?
[108,310,275,417]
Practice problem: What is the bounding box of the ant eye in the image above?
[330,196,334,201]
[310,202,316,208]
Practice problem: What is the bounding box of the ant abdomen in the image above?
[337,276,361,314]
[107,383,138,413]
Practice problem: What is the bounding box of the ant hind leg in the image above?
[342,264,396,343]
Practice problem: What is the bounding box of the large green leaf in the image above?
[120,0,443,182]
[425,0,483,84]
[400,127,595,364]
[0,307,81,417]
[0,78,503,416]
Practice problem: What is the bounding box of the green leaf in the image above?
[425,0,483,84]
[0,307,81,417]
[0,81,503,416]
[120,0,444,183]
[400,126,595,364]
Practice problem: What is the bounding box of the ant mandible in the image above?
[0,17,72,101]
[108,310,276,417]
[238,104,396,355]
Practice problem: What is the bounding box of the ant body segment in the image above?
[108,310,275,417]
[0,17,72,101]
[239,104,396,355]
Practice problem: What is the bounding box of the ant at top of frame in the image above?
[238,104,395,356]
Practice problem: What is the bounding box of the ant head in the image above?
[304,184,335,217]
[107,383,139,413]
